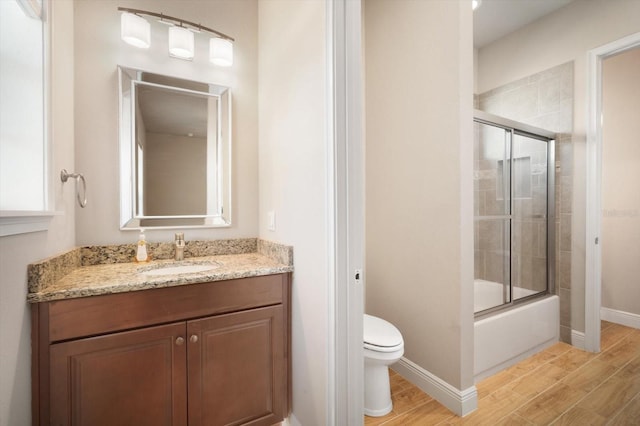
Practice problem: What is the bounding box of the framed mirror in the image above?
[118,66,231,229]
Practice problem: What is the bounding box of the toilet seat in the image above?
[364,314,403,352]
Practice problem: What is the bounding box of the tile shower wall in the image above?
[476,62,574,342]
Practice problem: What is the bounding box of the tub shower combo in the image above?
[473,110,559,380]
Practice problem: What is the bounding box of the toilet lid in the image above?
[364,314,403,348]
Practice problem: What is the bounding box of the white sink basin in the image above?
[140,262,219,277]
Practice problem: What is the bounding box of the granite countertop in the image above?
[28,239,293,303]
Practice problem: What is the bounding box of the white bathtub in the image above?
[474,280,559,381]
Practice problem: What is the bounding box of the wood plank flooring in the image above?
[364,321,640,425]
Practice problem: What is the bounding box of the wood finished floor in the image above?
[364,321,640,425]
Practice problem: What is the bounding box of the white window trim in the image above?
[0,211,55,237]
[0,0,54,237]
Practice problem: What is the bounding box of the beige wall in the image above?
[476,0,640,334]
[601,48,640,316]
[0,1,76,424]
[365,0,474,390]
[258,1,329,423]
[74,0,258,245]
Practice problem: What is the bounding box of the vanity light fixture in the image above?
[472,0,482,10]
[121,12,150,48]
[118,7,234,66]
[168,25,194,60]
[210,38,233,67]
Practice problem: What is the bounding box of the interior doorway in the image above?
[585,32,640,352]
[599,47,640,329]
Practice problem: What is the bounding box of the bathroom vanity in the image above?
[29,240,292,426]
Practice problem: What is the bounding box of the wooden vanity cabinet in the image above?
[187,306,284,426]
[32,273,291,426]
[49,322,188,426]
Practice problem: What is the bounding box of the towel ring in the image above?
[61,169,87,208]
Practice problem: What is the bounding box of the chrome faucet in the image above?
[174,232,185,261]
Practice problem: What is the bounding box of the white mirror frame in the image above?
[117,66,232,230]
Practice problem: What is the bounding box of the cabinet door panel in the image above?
[50,322,187,426]
[188,306,284,426]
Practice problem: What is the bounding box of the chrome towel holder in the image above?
[60,169,87,208]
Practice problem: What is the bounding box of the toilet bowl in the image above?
[364,314,404,417]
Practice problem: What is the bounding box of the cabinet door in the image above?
[187,305,284,426]
[50,322,187,426]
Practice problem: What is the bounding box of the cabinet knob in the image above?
[190,335,199,343]
[175,337,185,346]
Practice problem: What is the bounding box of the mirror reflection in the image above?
[118,66,231,229]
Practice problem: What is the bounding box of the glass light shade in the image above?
[472,0,482,10]
[168,26,194,60]
[121,12,150,48]
[209,38,233,67]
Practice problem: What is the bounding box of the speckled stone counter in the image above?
[28,238,293,303]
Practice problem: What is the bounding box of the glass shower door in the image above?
[474,115,554,315]
[474,122,512,312]
[511,134,549,300]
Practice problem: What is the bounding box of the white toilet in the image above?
[363,314,404,417]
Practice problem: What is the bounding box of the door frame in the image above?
[584,31,640,353]
[327,0,364,424]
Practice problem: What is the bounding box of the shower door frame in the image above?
[474,110,556,318]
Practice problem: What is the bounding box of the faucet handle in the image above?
[174,233,185,261]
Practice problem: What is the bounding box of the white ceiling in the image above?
[474,0,574,48]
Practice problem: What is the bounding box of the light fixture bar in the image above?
[117,7,234,42]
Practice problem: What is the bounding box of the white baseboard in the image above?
[601,307,640,329]
[392,357,477,417]
[571,330,586,350]
[281,413,301,426]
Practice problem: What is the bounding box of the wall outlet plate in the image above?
[267,211,276,231]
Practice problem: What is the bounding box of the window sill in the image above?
[0,211,55,237]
